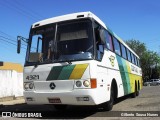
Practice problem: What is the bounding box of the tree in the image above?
[126,39,160,81]
[125,39,146,58]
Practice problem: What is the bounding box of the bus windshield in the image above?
[26,20,94,65]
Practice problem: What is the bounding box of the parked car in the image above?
[144,79,160,86]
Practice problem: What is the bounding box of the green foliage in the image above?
[126,39,160,81]
[126,39,146,57]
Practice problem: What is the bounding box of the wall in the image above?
[0,70,23,97]
[0,62,23,98]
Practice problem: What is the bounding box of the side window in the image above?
[94,22,104,61]
[131,53,135,64]
[94,22,100,43]
[137,59,140,67]
[127,49,131,62]
[134,56,138,66]
[113,37,121,56]
[105,31,113,51]
[31,35,42,53]
[97,45,104,60]
[121,44,127,59]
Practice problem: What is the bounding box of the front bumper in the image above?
[24,89,104,105]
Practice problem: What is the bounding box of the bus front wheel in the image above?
[102,85,114,111]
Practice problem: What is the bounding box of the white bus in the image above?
[17,12,142,111]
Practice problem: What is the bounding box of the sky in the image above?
[0,0,160,65]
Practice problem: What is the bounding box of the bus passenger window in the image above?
[127,49,131,62]
[131,53,135,64]
[97,44,104,61]
[134,56,138,66]
[113,37,121,56]
[121,44,127,59]
[137,59,140,67]
[105,31,113,51]
[95,29,104,61]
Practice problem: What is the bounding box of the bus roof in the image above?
[32,11,139,59]
[32,11,106,29]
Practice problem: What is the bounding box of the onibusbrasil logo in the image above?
[2,112,42,118]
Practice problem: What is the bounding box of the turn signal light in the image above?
[90,78,97,88]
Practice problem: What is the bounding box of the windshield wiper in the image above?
[67,60,72,64]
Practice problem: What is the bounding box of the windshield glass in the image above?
[26,20,93,65]
[55,20,93,62]
[26,25,55,64]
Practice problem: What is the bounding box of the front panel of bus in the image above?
[23,18,109,105]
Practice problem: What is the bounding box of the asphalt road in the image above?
[0,86,160,119]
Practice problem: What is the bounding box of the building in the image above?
[0,62,23,98]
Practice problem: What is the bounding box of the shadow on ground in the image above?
[0,95,132,119]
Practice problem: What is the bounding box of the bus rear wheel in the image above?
[136,90,139,96]
[131,83,138,98]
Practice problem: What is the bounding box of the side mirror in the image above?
[17,36,29,54]
[99,29,106,45]
[17,39,21,54]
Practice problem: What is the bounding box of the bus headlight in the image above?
[76,81,82,87]
[83,80,90,87]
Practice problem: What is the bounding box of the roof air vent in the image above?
[77,15,84,18]
[34,24,40,27]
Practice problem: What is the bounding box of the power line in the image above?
[0,0,38,21]
[0,34,36,50]
[14,0,45,20]
[0,38,26,50]
[0,0,44,63]
[0,30,16,40]
[0,36,28,47]
[0,39,26,56]
[7,0,40,20]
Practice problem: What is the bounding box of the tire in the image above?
[131,91,136,98]
[136,90,139,96]
[131,83,137,98]
[54,105,67,111]
[136,82,140,96]
[102,85,114,111]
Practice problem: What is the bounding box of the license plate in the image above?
[48,98,61,103]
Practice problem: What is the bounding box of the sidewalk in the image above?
[0,96,25,105]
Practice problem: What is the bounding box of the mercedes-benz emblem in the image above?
[50,82,56,90]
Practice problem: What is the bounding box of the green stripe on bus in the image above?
[47,66,64,80]
[122,59,131,93]
[57,65,75,80]
[116,55,130,95]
